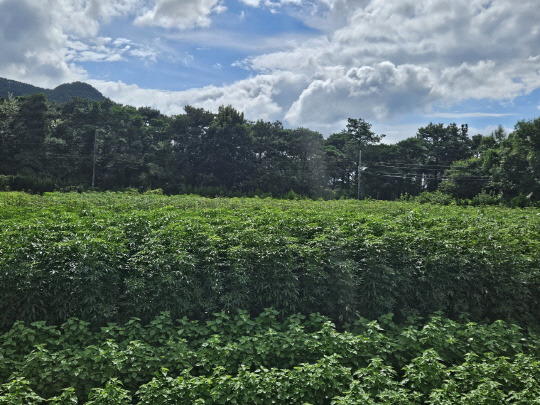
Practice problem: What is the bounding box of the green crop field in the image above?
[1,191,540,403]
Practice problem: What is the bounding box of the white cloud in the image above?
[1,0,539,140]
[50,0,144,37]
[0,0,162,86]
[465,124,514,138]
[66,36,158,64]
[240,0,262,6]
[239,0,304,7]
[437,60,526,102]
[237,0,328,26]
[427,112,516,119]
[89,72,298,121]
[135,0,226,29]
[234,0,540,135]
[372,122,426,144]
[0,0,228,86]
[70,0,540,138]
[0,0,85,86]
[129,48,158,63]
[285,62,435,125]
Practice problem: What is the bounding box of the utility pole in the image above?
[92,129,97,188]
[357,149,368,200]
[357,150,362,200]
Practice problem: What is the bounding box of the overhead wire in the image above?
[3,139,493,182]
[373,161,477,169]
[364,167,491,181]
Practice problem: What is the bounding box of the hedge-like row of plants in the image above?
[2,311,540,403]
[1,191,540,329]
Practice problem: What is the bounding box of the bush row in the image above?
[2,311,540,403]
[1,192,540,329]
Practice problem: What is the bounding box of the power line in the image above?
[373,161,476,169]
[365,170,491,181]
[374,164,445,172]
[373,174,491,181]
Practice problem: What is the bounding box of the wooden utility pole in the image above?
[357,150,362,200]
[92,130,97,187]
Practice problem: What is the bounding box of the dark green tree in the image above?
[136,106,171,191]
[201,105,255,191]
[416,123,471,190]
[324,118,384,197]
[490,118,540,200]
[51,98,101,186]
[250,119,296,196]
[169,105,215,191]
[284,127,327,197]
[439,157,491,199]
[0,94,19,174]
[10,94,49,177]
[324,131,356,192]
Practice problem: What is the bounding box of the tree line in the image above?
[1,92,539,203]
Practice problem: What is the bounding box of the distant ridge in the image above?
[0,77,105,102]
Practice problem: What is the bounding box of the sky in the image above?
[0,0,539,142]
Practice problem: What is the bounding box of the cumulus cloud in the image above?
[234,0,540,132]
[52,0,144,37]
[85,0,540,137]
[0,0,145,86]
[0,0,226,86]
[135,0,226,29]
[89,72,300,121]
[0,0,85,86]
[287,62,435,125]
[1,0,539,139]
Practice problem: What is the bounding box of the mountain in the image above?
[0,77,105,102]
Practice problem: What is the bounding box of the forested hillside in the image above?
[1,92,540,204]
[0,77,105,103]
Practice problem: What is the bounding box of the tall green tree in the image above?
[95,103,145,189]
[166,105,215,192]
[10,94,49,177]
[285,127,327,197]
[201,106,255,191]
[439,157,491,199]
[439,127,507,200]
[324,131,356,192]
[0,94,19,174]
[51,98,101,186]
[416,123,471,190]
[471,126,506,158]
[136,106,171,191]
[490,118,540,200]
[324,118,384,197]
[250,119,296,196]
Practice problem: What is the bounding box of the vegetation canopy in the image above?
[2,91,540,204]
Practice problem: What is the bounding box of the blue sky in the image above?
[1,0,539,142]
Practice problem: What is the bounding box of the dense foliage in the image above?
[2,192,540,402]
[2,310,540,404]
[2,90,540,202]
[2,192,539,331]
